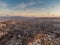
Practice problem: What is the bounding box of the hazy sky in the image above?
[0,0,60,17]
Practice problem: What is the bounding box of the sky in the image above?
[0,0,60,17]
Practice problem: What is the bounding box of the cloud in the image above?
[0,0,46,17]
[0,2,7,9]
[13,0,44,10]
[0,9,11,16]
[14,3,27,9]
[14,0,43,10]
[0,0,51,17]
[0,2,11,16]
[27,1,36,6]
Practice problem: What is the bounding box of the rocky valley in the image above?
[0,17,60,45]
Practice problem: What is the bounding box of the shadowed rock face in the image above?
[0,33,54,45]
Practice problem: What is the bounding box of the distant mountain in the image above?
[0,16,36,21]
[0,16,60,22]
